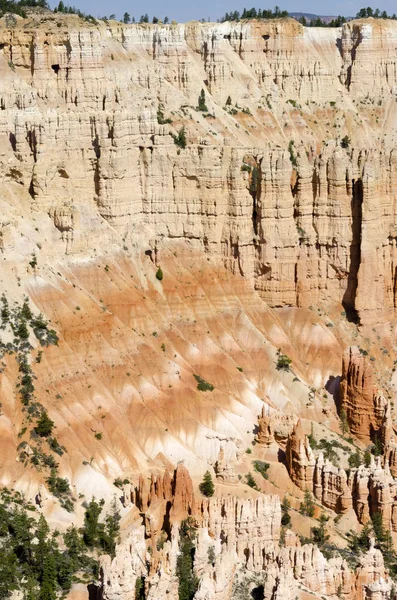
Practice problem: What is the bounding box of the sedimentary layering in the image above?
[0,15,396,324]
[1,10,397,600]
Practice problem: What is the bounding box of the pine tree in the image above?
[35,412,54,438]
[199,471,215,497]
[311,513,330,546]
[101,498,121,556]
[21,299,33,320]
[299,489,315,517]
[39,552,57,600]
[172,127,187,149]
[177,519,199,600]
[198,89,208,111]
[35,515,50,580]
[82,498,103,548]
[0,545,17,597]
[64,525,84,567]
[123,12,130,23]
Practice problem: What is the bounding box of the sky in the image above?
[49,1,396,22]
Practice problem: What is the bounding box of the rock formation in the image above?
[256,406,273,446]
[351,457,397,532]
[214,446,238,484]
[0,15,395,324]
[286,420,316,490]
[256,406,296,447]
[340,347,389,444]
[286,422,397,533]
[313,453,352,514]
[132,464,196,522]
[286,423,353,513]
[100,464,391,600]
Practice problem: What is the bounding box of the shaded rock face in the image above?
[0,17,397,324]
[101,465,390,600]
[286,422,397,533]
[340,347,388,444]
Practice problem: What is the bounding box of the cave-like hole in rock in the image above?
[51,64,60,74]
[251,585,264,600]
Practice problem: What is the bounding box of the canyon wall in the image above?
[0,13,397,600]
[0,16,396,324]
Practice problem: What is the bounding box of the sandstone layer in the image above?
[0,15,395,326]
[0,10,397,600]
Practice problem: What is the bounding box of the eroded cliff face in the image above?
[0,15,396,324]
[1,12,397,600]
[99,465,390,600]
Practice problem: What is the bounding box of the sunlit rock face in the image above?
[0,11,397,600]
[0,15,397,324]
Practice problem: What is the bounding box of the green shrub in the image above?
[245,472,259,490]
[135,576,145,600]
[35,412,54,438]
[157,105,172,124]
[172,127,187,149]
[199,471,215,497]
[253,460,270,479]
[276,349,292,371]
[155,267,163,281]
[341,135,350,148]
[348,450,362,468]
[288,140,297,166]
[193,374,214,392]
